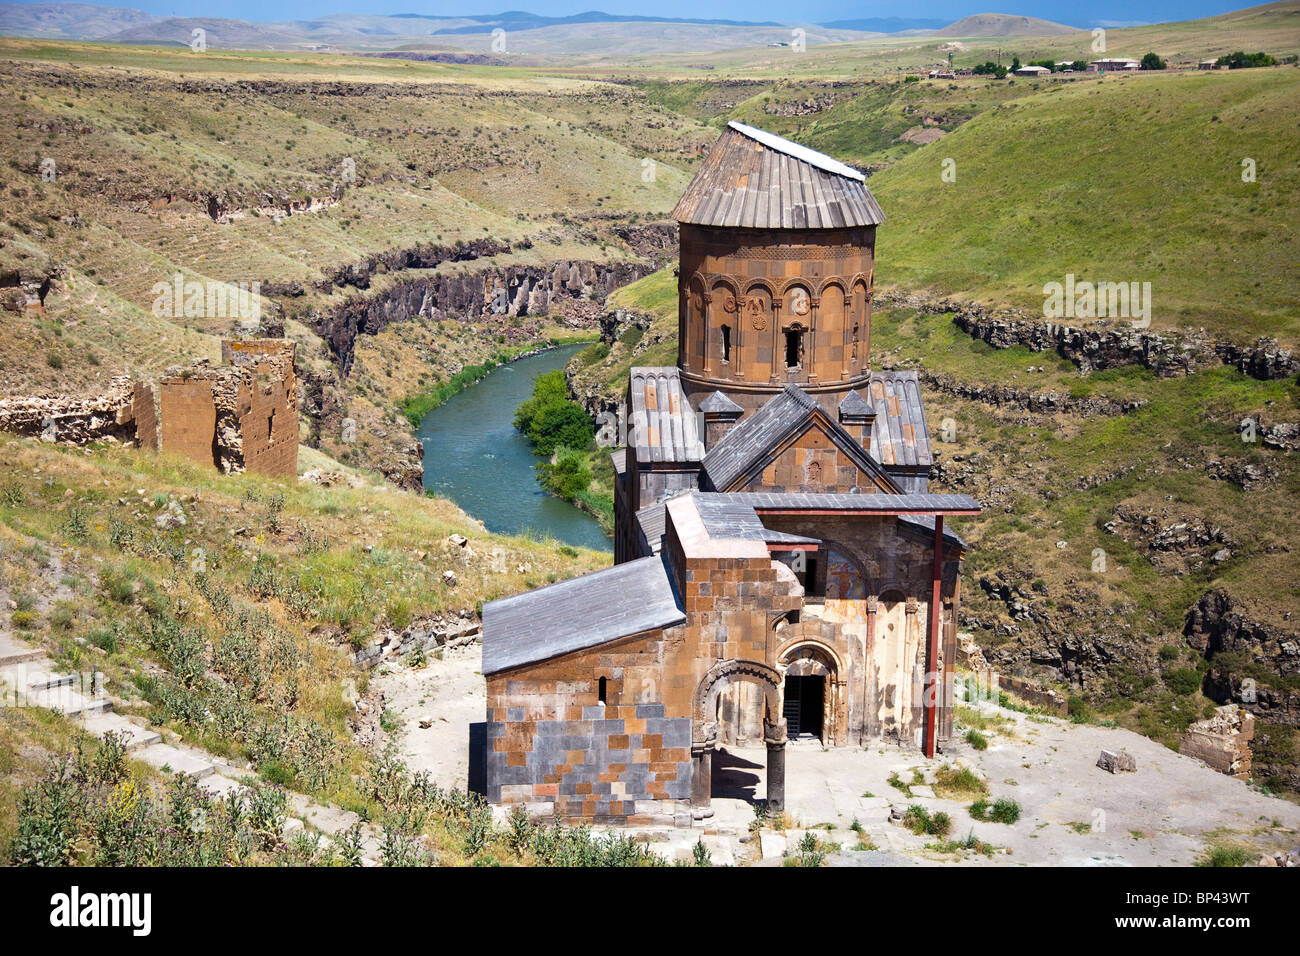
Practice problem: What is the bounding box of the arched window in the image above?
[598,676,607,705]
[721,324,731,362]
[784,327,804,368]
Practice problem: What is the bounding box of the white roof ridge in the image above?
[726,121,865,183]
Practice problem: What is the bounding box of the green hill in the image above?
[869,67,1300,341]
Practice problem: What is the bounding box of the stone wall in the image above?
[157,378,217,467]
[1180,705,1254,779]
[484,637,695,826]
[678,223,876,411]
[0,375,138,444]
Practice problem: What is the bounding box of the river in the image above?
[417,344,612,553]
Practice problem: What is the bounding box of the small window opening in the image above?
[598,677,607,705]
[785,329,803,369]
[267,414,274,440]
[720,324,731,362]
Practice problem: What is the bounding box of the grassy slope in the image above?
[868,67,1300,340]
[0,41,706,477]
[0,435,610,856]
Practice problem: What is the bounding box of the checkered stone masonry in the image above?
[486,701,693,823]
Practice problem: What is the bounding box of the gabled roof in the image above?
[838,389,874,421]
[700,385,898,493]
[699,390,743,415]
[628,366,704,465]
[671,122,886,230]
[865,370,933,469]
[481,554,685,675]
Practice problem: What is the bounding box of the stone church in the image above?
[479,122,980,825]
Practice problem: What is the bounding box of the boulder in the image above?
[1096,749,1137,773]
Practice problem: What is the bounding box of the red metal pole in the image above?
[924,516,943,758]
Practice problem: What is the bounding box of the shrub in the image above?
[902,805,952,837]
[1164,667,1202,696]
[965,728,989,750]
[1198,844,1250,867]
[933,764,988,799]
[971,797,1022,824]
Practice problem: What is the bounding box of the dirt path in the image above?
[371,644,484,790]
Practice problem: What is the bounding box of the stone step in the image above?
[198,773,249,798]
[0,635,44,668]
[79,712,162,751]
[26,671,76,691]
[134,743,215,779]
[20,685,113,716]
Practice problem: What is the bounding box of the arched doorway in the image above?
[778,642,843,745]
[692,659,787,813]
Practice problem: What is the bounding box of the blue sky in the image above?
[8,0,1249,29]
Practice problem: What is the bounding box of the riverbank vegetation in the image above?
[514,370,615,534]
[400,336,598,428]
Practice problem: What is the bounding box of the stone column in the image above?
[807,296,819,384]
[691,742,712,808]
[764,718,788,812]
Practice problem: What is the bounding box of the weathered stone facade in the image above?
[677,223,876,415]
[136,339,298,478]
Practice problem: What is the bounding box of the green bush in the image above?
[972,797,1023,824]
[1164,667,1202,696]
[965,728,988,750]
[514,370,594,455]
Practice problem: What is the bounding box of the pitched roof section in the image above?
[694,494,819,547]
[724,491,981,514]
[866,370,933,468]
[700,385,898,493]
[672,122,886,230]
[838,389,874,420]
[699,390,744,415]
[629,366,704,465]
[481,554,685,675]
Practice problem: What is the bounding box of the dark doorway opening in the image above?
[720,324,731,362]
[783,675,824,739]
[784,329,803,368]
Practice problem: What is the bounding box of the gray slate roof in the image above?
[898,514,969,550]
[694,494,819,546]
[699,390,744,415]
[838,389,873,420]
[628,366,704,465]
[701,384,897,493]
[865,370,932,468]
[634,494,819,556]
[481,554,685,674]
[722,491,982,513]
[672,122,886,230]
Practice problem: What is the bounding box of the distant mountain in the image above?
[394,11,784,32]
[935,12,1080,36]
[0,2,161,39]
[0,4,1098,50]
[0,4,878,53]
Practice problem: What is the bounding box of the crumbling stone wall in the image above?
[157,377,217,467]
[0,375,137,444]
[1180,705,1254,779]
[1,341,298,480]
[221,340,298,477]
[153,339,298,477]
